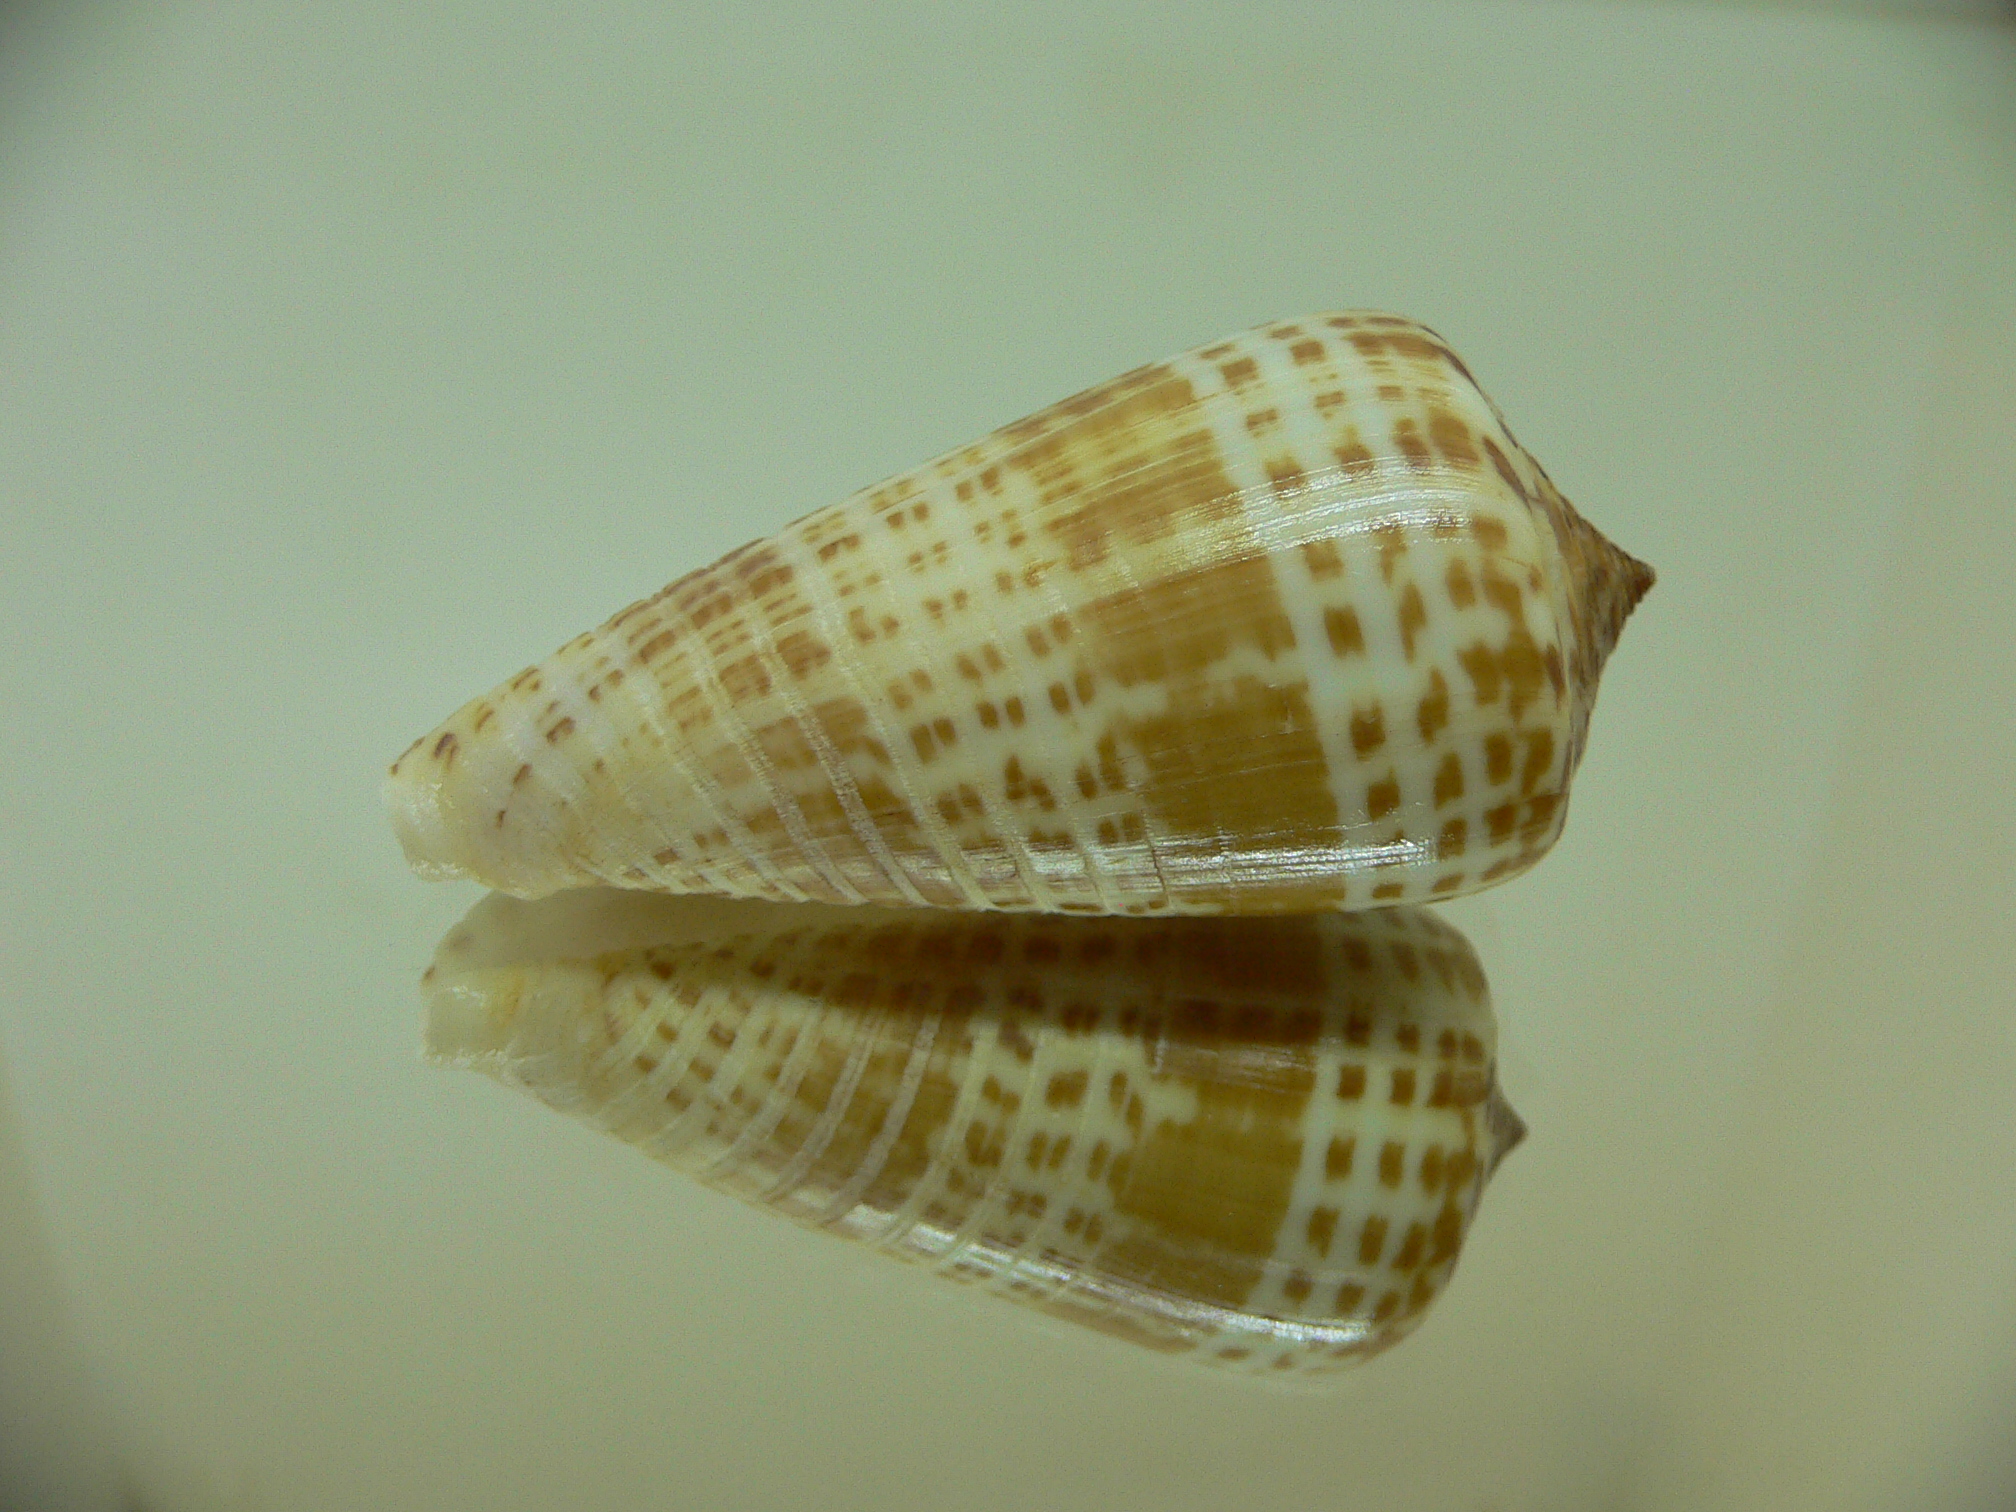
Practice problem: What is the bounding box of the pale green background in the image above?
[3,3,2013,1509]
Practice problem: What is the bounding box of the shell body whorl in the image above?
[427,891,1519,1373]
[387,311,1652,912]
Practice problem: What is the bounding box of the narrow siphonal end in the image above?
[382,757,460,880]
[382,702,551,896]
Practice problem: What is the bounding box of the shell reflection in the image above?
[427,891,1521,1372]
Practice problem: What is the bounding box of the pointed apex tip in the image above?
[1622,551,1656,618]
[1484,1085,1527,1176]
[1548,492,1653,682]
[1590,537,1655,676]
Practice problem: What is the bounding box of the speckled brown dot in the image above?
[1324,605,1364,657]
[1378,1140,1405,1187]
[1366,775,1400,821]
[1358,1215,1389,1264]
[1486,734,1514,785]
[1045,1069,1088,1108]
[1326,1134,1356,1177]
[1416,669,1449,742]
[1397,583,1426,658]
[1350,704,1386,758]
[1434,753,1465,807]
[1307,1205,1339,1255]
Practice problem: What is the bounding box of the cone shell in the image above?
[426,891,1521,1373]
[388,312,1652,912]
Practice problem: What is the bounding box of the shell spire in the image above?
[387,312,1653,913]
[1534,471,1656,713]
[424,891,1519,1374]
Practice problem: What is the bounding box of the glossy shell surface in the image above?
[426,891,1521,1373]
[387,311,1651,914]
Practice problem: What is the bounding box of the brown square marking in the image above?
[1307,1205,1339,1255]
[1325,1135,1356,1178]
[1378,1140,1405,1187]
[1325,605,1365,657]
[1416,669,1449,741]
[1366,775,1401,821]
[1358,1215,1388,1264]
[1350,703,1386,758]
[1300,539,1344,580]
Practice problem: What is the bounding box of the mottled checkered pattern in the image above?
[426,891,1521,1374]
[387,313,1651,913]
